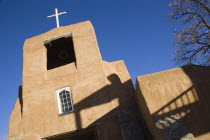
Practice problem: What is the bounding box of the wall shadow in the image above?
[181,65,210,137]
[45,74,146,140]
[72,74,126,129]
[72,74,145,139]
[18,86,23,116]
[149,65,210,139]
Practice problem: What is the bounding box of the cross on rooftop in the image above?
[47,8,67,28]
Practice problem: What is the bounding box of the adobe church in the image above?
[7,20,210,140]
[7,21,146,140]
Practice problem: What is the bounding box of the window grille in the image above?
[56,87,74,115]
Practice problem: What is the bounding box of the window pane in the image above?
[58,89,73,114]
[65,99,68,102]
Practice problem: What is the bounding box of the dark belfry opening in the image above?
[44,34,76,70]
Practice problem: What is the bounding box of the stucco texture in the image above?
[8,21,138,140]
[136,65,210,140]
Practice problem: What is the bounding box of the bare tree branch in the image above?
[169,0,210,66]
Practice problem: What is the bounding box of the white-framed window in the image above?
[56,87,74,115]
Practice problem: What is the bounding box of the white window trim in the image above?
[56,87,74,115]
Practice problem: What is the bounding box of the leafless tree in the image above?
[169,0,210,65]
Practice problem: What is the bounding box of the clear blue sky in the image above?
[0,0,176,137]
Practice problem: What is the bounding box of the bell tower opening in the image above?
[44,33,76,70]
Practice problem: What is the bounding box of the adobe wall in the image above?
[136,65,210,140]
[21,20,108,138]
[8,99,22,138]
[8,21,139,140]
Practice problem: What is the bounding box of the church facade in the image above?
[8,21,144,140]
[8,21,210,140]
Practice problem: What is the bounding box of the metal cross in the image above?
[47,8,67,28]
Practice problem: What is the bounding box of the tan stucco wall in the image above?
[8,99,22,138]
[136,65,210,140]
[8,21,136,140]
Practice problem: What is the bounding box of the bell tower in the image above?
[8,21,142,140]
